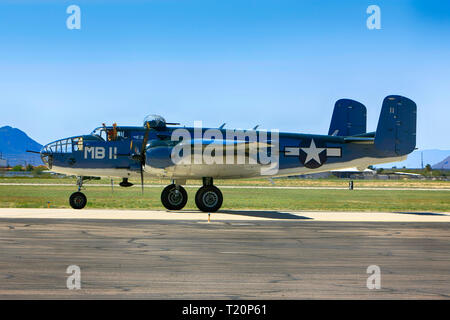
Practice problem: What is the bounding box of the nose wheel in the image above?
[69,176,88,209]
[69,191,87,209]
[161,184,188,210]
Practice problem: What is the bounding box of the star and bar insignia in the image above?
[284,139,342,169]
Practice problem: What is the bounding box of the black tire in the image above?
[195,185,223,212]
[69,192,87,209]
[161,184,188,210]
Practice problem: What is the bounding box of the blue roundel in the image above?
[299,139,327,169]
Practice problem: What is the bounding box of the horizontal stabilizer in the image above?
[328,99,367,136]
[374,95,417,156]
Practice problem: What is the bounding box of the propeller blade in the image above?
[26,150,41,154]
[128,123,151,195]
[139,122,151,196]
[141,122,151,160]
[140,162,144,195]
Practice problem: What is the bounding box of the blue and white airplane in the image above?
[32,95,416,212]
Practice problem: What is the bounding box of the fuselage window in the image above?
[73,137,83,152]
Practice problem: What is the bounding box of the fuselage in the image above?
[41,125,405,180]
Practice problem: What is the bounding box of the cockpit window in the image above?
[91,125,127,142]
[91,127,107,141]
[117,130,125,139]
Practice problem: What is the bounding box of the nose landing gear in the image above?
[69,191,87,210]
[69,176,90,209]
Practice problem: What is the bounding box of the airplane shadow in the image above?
[175,209,311,220]
[217,209,313,220]
[394,211,448,216]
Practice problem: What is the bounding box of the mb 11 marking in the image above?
[84,146,118,159]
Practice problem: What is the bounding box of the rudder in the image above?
[374,95,417,156]
[328,99,367,136]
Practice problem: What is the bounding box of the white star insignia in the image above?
[301,139,325,164]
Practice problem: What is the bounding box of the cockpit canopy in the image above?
[41,137,84,154]
[143,114,166,130]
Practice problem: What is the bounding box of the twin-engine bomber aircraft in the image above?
[31,95,416,212]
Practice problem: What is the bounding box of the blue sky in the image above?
[0,0,449,149]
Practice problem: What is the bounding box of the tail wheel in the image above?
[195,185,223,212]
[161,184,188,210]
[69,192,87,209]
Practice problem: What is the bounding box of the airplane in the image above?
[30,95,416,212]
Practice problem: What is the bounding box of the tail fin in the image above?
[374,95,417,156]
[328,99,367,136]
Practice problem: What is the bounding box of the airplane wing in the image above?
[178,139,272,150]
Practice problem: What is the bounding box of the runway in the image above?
[0,208,449,299]
[0,208,449,222]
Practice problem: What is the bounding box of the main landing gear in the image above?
[195,177,223,212]
[160,177,223,212]
[161,184,188,210]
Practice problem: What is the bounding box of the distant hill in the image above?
[0,126,43,166]
[375,149,450,169]
[433,156,450,170]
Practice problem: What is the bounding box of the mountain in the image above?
[432,156,450,170]
[0,126,43,166]
[375,149,450,169]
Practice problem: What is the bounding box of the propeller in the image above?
[131,122,151,194]
[115,123,151,194]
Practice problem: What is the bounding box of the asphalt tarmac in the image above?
[0,208,449,299]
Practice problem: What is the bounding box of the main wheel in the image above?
[69,192,87,209]
[195,185,223,212]
[161,184,188,210]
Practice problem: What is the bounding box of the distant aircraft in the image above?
[29,95,416,212]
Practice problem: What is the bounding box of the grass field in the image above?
[1,176,450,188]
[0,183,449,212]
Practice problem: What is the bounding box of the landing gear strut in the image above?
[195,177,223,212]
[69,176,88,209]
